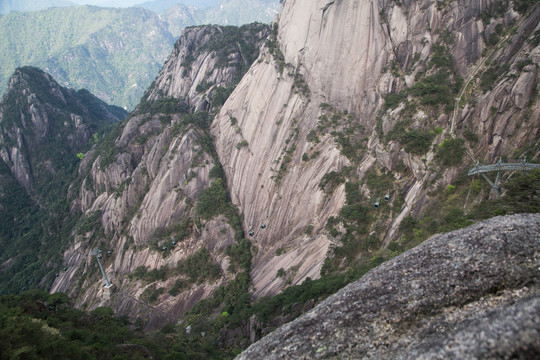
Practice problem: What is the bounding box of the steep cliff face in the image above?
[212,0,540,298]
[49,0,539,335]
[0,66,126,294]
[51,24,270,327]
[145,24,271,111]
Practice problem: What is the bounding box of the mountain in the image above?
[0,66,126,295]
[211,0,540,298]
[50,23,270,329]
[160,0,281,38]
[0,6,174,110]
[0,1,281,111]
[158,4,200,37]
[201,0,280,26]
[0,0,76,14]
[137,0,219,13]
[42,0,540,342]
[1,0,539,357]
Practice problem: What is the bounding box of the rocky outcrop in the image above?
[237,214,540,359]
[145,23,270,111]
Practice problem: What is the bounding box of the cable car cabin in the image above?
[385,194,390,201]
[261,224,266,229]
[171,241,176,246]
[374,201,380,208]
[249,230,254,236]
[162,246,167,251]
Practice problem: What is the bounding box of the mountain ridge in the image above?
[0,66,126,295]
[0,1,280,110]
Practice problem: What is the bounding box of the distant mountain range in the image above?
[0,0,280,110]
[137,0,219,13]
[0,0,76,14]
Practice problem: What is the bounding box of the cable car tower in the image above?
[92,249,115,299]
[467,157,540,198]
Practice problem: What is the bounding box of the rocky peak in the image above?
[51,23,271,327]
[0,66,126,195]
[144,23,270,112]
[0,66,126,295]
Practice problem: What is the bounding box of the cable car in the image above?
[261,224,266,229]
[249,230,254,236]
[374,198,380,208]
[385,193,390,201]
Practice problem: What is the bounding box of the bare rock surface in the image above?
[237,214,540,359]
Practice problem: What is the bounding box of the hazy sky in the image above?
[69,0,146,6]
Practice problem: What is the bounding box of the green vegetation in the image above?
[266,23,286,74]
[0,290,240,359]
[196,178,230,220]
[399,128,435,155]
[236,140,249,149]
[513,0,537,14]
[134,97,190,117]
[177,248,222,284]
[0,67,123,295]
[308,103,367,163]
[436,138,465,166]
[396,167,540,251]
[0,6,175,110]
[479,63,510,92]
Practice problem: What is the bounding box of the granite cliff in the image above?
[26,0,540,341]
[49,23,271,328]
[212,0,540,298]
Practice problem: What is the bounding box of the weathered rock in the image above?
[211,0,540,300]
[51,24,271,325]
[237,214,540,359]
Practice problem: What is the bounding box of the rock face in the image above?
[46,0,540,331]
[237,214,540,359]
[145,23,271,111]
[211,0,540,299]
[50,24,270,327]
[0,66,126,197]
